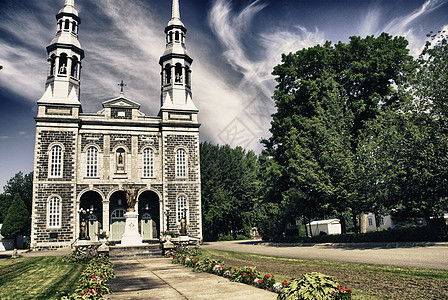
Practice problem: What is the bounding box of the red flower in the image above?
[247,278,250,281]
[249,268,252,271]
[251,273,254,276]
[348,289,352,293]
[243,272,247,276]
[258,279,263,284]
[238,266,241,268]
[282,280,288,286]
[264,274,270,278]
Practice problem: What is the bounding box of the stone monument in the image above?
[118,184,145,246]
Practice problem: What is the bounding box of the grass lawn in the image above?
[0,256,84,300]
[202,249,448,299]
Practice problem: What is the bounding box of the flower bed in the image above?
[171,248,352,299]
[61,254,115,299]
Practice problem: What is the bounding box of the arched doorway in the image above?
[109,191,127,242]
[79,191,103,241]
[138,191,160,240]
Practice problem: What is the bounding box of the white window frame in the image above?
[86,146,98,177]
[175,148,187,178]
[143,147,154,178]
[49,144,63,178]
[48,196,61,228]
[177,195,187,223]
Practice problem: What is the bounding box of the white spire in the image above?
[59,0,78,16]
[168,0,184,27]
[172,0,180,19]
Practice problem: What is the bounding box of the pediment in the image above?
[102,95,141,109]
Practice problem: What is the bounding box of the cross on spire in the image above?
[118,80,127,94]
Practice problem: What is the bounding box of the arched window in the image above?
[72,21,77,33]
[49,145,63,178]
[177,195,187,222]
[71,56,78,78]
[165,64,171,84]
[58,20,62,31]
[64,19,70,30]
[49,54,56,76]
[48,196,61,228]
[176,148,186,178]
[59,53,67,74]
[111,209,126,219]
[175,31,180,42]
[143,148,154,177]
[86,146,98,177]
[185,66,190,87]
[175,63,182,83]
[169,32,173,42]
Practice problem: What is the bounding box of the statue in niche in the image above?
[180,217,187,236]
[118,153,123,165]
[59,64,66,74]
[124,185,139,212]
[80,219,88,239]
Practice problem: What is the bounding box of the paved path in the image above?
[107,258,277,300]
[202,240,448,270]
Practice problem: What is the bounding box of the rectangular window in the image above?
[86,146,98,177]
[368,217,373,227]
[143,148,154,177]
[49,145,63,177]
[48,197,61,228]
[176,149,186,178]
[177,196,187,222]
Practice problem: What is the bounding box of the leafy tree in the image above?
[1,194,29,248]
[200,142,260,241]
[262,33,414,235]
[359,30,448,225]
[1,172,33,235]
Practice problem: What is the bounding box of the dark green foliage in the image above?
[1,194,29,247]
[0,172,33,234]
[293,226,448,243]
[261,32,441,237]
[200,142,260,241]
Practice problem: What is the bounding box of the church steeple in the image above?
[37,0,84,110]
[159,0,198,114]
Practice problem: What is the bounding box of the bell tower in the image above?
[159,0,198,121]
[37,0,84,117]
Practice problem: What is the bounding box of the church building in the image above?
[30,0,202,250]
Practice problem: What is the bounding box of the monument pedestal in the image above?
[118,211,146,246]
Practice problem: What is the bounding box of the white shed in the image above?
[307,219,342,236]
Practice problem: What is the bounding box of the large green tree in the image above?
[1,194,29,248]
[358,31,448,225]
[1,172,33,234]
[200,142,260,241]
[262,33,414,234]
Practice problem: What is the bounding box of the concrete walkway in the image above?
[107,258,277,300]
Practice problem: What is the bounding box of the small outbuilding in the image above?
[307,219,342,236]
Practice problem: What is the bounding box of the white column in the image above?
[103,201,110,235]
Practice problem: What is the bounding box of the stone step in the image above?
[109,244,163,260]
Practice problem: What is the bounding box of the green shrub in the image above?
[277,272,340,300]
[236,234,249,240]
[62,257,115,300]
[231,266,261,284]
[217,234,234,241]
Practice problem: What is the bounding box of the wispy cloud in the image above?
[208,0,325,150]
[360,0,448,56]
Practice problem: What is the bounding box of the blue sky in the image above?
[0,0,447,191]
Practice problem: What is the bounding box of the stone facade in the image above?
[31,0,201,250]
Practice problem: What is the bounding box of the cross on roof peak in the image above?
[118,80,127,94]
